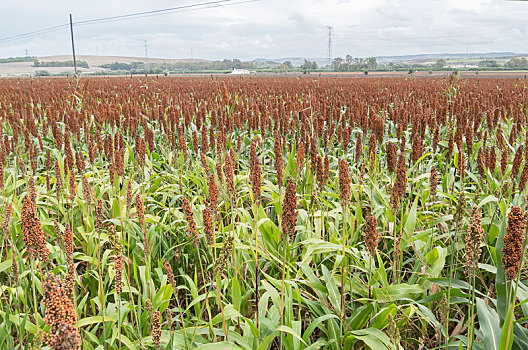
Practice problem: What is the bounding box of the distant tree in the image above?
[333,57,344,71]
[506,57,528,69]
[0,56,37,64]
[35,70,50,76]
[332,56,376,71]
[311,61,318,70]
[223,59,233,68]
[434,59,446,70]
[367,57,377,70]
[478,60,500,68]
[345,55,353,71]
[301,59,312,73]
[101,62,145,71]
[282,61,293,69]
[33,60,88,68]
[232,59,242,68]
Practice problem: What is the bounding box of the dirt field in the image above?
[318,70,528,78]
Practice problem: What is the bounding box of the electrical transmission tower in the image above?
[143,40,150,71]
[327,26,332,66]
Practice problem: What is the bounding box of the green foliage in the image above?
[301,59,318,73]
[332,56,377,71]
[506,57,528,69]
[0,56,37,64]
[34,70,50,76]
[33,60,89,68]
[100,61,145,71]
[0,76,526,349]
[478,59,501,68]
[433,59,446,70]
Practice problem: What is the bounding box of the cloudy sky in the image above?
[0,0,526,60]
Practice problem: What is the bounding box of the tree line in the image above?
[332,56,377,71]
[33,60,89,68]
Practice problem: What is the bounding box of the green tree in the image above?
[506,57,528,69]
[367,57,377,70]
[434,59,446,70]
[333,57,344,71]
[282,61,293,69]
[345,55,353,71]
[301,59,312,73]
[478,60,500,68]
[233,59,242,68]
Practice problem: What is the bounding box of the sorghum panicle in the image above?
[203,204,214,244]
[152,311,162,348]
[114,254,123,294]
[338,158,351,207]
[48,323,81,350]
[163,259,178,295]
[64,224,73,265]
[54,161,62,196]
[214,235,234,275]
[95,199,103,231]
[21,194,49,262]
[364,214,378,256]
[512,146,523,180]
[11,253,18,283]
[501,150,508,176]
[182,198,198,245]
[296,141,305,173]
[2,202,12,240]
[250,140,262,203]
[465,206,485,276]
[520,164,528,192]
[126,181,133,212]
[82,176,92,206]
[208,172,219,213]
[69,170,76,201]
[282,178,298,242]
[42,273,80,349]
[502,206,525,280]
[386,142,397,173]
[224,149,235,196]
[430,166,438,202]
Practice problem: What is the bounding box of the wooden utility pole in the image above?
[69,14,78,76]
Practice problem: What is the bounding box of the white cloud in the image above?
[0,0,527,60]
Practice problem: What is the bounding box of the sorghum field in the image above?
[1,75,528,349]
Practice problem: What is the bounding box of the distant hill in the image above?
[254,52,527,66]
[374,52,524,63]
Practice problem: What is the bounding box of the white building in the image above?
[230,68,250,75]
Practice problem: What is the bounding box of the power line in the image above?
[0,23,69,43]
[74,0,239,26]
[0,0,259,43]
[73,0,259,27]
